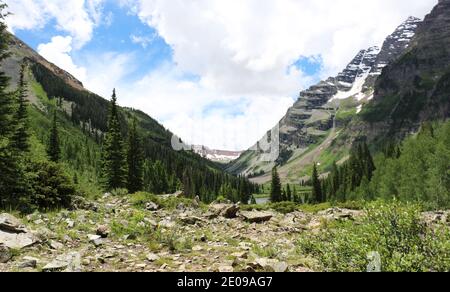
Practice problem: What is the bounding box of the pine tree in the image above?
[11,63,30,153]
[101,89,127,190]
[311,163,323,203]
[47,110,61,162]
[362,142,375,181]
[286,184,292,202]
[270,166,282,203]
[330,161,339,200]
[127,117,144,193]
[0,5,30,208]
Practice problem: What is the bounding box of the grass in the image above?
[129,192,207,211]
[297,201,450,272]
[252,245,279,259]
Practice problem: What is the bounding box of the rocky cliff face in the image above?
[228,16,421,177]
[363,16,422,90]
[0,34,84,91]
[359,0,450,141]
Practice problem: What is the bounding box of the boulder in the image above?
[65,219,75,229]
[422,211,450,225]
[240,211,273,223]
[146,253,160,262]
[0,244,12,263]
[145,201,159,211]
[218,265,234,272]
[88,234,104,247]
[179,215,206,225]
[207,204,240,219]
[0,213,26,233]
[250,258,289,272]
[0,229,39,250]
[49,240,64,250]
[192,245,203,252]
[96,225,110,238]
[70,196,98,212]
[19,256,39,269]
[42,252,82,272]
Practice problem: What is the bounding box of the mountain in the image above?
[227,16,422,183]
[358,0,450,142]
[0,33,256,202]
[192,145,242,163]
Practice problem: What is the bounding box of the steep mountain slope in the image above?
[228,17,421,183]
[357,0,450,144]
[0,33,255,202]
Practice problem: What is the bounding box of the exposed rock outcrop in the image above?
[228,16,421,177]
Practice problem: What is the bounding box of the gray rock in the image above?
[65,219,75,229]
[0,213,26,233]
[218,265,234,272]
[49,240,64,250]
[70,196,99,212]
[19,256,39,269]
[88,234,104,247]
[0,244,12,263]
[192,245,203,252]
[252,258,289,272]
[146,253,160,262]
[33,219,44,225]
[0,230,39,249]
[207,204,240,219]
[42,252,82,272]
[96,225,110,238]
[179,215,206,225]
[145,201,159,211]
[240,211,273,223]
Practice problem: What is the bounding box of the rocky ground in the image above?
[1,193,449,272]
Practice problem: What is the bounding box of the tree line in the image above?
[270,122,450,208]
[101,90,259,203]
[0,9,77,211]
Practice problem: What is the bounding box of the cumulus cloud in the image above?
[5,0,107,48]
[117,64,295,150]
[37,36,87,81]
[116,0,437,149]
[37,36,135,106]
[128,0,437,85]
[6,0,439,150]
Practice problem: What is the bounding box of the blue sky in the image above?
[5,0,437,150]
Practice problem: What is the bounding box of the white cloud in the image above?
[81,52,136,99]
[130,34,155,48]
[37,36,87,81]
[117,64,295,150]
[37,36,135,103]
[115,0,437,150]
[6,0,439,150]
[5,0,107,48]
[128,0,437,83]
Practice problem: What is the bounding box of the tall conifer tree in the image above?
[311,163,323,203]
[127,117,144,193]
[102,89,127,190]
[11,63,30,153]
[47,110,61,162]
[271,166,282,203]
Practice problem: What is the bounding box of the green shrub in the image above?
[297,201,450,272]
[111,188,129,197]
[130,192,200,211]
[26,160,77,211]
